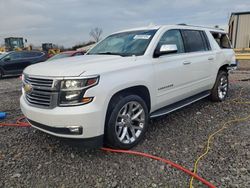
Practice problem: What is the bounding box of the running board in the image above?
[150,90,210,118]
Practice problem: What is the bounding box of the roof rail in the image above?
[177,23,224,31]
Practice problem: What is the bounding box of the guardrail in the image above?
[234,48,250,52]
[234,48,250,60]
[235,53,250,60]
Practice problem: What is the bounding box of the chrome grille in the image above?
[25,89,52,107]
[24,76,56,108]
[25,77,53,88]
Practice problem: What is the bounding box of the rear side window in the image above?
[211,32,231,49]
[21,52,34,58]
[22,52,43,58]
[32,52,44,57]
[181,30,209,52]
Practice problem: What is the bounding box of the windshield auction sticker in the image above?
[133,35,151,40]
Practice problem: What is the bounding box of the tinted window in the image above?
[33,52,43,57]
[200,32,211,51]
[211,32,231,49]
[12,51,43,59]
[182,30,208,52]
[22,52,34,58]
[156,29,185,53]
[6,52,22,60]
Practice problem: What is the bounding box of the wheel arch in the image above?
[104,85,151,130]
[107,85,151,113]
[218,64,229,73]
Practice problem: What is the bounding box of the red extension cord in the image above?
[0,117,216,188]
[0,116,30,127]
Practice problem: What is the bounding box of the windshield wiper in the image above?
[95,52,126,57]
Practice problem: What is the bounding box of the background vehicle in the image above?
[4,37,24,51]
[21,25,236,149]
[42,43,60,58]
[46,51,85,61]
[0,51,47,78]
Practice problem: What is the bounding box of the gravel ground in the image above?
[0,72,250,188]
[238,60,250,71]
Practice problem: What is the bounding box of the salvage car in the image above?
[0,51,47,78]
[20,25,236,149]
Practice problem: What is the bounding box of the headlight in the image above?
[59,76,99,106]
[61,80,87,90]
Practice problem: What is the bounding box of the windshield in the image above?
[88,29,157,57]
[47,53,71,61]
[0,53,9,59]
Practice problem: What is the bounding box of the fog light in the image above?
[67,126,82,134]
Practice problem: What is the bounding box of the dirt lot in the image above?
[0,70,250,188]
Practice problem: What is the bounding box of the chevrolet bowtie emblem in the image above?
[24,83,33,94]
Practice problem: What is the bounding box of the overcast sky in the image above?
[0,0,250,47]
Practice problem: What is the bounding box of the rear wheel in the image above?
[210,71,228,102]
[105,95,149,149]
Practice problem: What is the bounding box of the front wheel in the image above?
[210,70,229,102]
[105,95,149,149]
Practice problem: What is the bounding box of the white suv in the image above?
[20,25,236,149]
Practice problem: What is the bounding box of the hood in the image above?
[24,55,135,77]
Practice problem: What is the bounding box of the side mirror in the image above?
[154,44,178,58]
[3,57,11,62]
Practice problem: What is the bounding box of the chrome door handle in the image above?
[183,61,191,65]
[208,57,214,61]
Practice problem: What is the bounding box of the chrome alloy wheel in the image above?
[115,101,145,144]
[218,75,228,100]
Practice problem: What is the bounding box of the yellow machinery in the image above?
[42,43,60,57]
[234,48,250,60]
[5,37,24,51]
[0,47,6,52]
[2,38,61,57]
[48,48,60,57]
[3,37,32,52]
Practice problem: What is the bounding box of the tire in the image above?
[105,94,149,149]
[210,70,229,102]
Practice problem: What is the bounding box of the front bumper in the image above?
[28,118,103,148]
[20,95,105,142]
